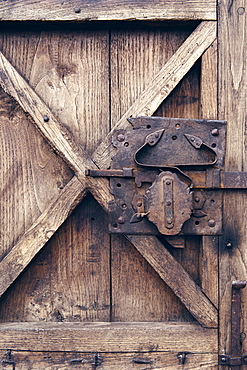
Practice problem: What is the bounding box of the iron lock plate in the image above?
[87,116,227,236]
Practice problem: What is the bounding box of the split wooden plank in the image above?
[0,176,86,298]
[92,21,217,170]
[0,1,216,21]
[218,0,247,358]
[127,235,218,328]
[0,350,218,370]
[0,321,217,352]
[200,39,219,309]
[0,50,113,210]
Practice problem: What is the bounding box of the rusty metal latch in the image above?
[219,281,247,368]
[86,116,247,237]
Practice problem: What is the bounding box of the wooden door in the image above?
[0,1,245,369]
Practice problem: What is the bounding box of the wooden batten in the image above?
[0,1,216,21]
[0,322,217,353]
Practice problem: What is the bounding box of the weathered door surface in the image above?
[0,1,245,369]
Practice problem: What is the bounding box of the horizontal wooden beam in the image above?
[0,349,218,369]
[0,322,217,353]
[0,1,216,21]
[127,235,218,328]
[0,176,86,298]
[92,21,217,170]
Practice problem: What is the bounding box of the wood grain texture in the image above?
[0,350,218,369]
[0,322,217,352]
[0,29,112,320]
[0,194,110,322]
[0,1,216,21]
[218,0,247,357]
[200,40,219,309]
[92,21,217,170]
[0,176,86,299]
[0,45,113,211]
[0,87,73,259]
[110,25,201,323]
[127,236,218,328]
[111,235,195,322]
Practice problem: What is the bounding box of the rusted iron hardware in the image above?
[219,281,247,367]
[86,116,247,236]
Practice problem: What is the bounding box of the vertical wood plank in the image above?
[0,27,111,322]
[200,39,219,308]
[218,0,247,358]
[110,24,202,322]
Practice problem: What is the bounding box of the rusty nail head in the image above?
[208,219,216,227]
[43,115,49,122]
[74,7,81,13]
[117,134,125,142]
[211,128,219,136]
[118,216,125,224]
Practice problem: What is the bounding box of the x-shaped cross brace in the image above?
[0,21,217,327]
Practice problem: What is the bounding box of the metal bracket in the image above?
[85,116,247,237]
[219,281,247,368]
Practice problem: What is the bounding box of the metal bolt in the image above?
[220,356,227,363]
[190,137,195,142]
[166,180,171,185]
[237,7,245,15]
[166,200,171,206]
[136,214,141,219]
[117,134,125,142]
[226,241,232,248]
[211,128,219,136]
[43,115,49,122]
[117,216,125,224]
[137,201,142,207]
[208,219,216,227]
[194,197,200,203]
[74,7,81,13]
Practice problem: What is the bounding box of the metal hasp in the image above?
[86,116,230,236]
[219,281,247,368]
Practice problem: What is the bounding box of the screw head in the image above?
[117,216,125,224]
[74,7,81,13]
[220,356,227,363]
[43,115,49,122]
[208,219,216,227]
[117,134,125,142]
[211,128,219,136]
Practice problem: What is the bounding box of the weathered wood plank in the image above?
[200,39,219,309]
[0,1,216,21]
[0,350,218,369]
[0,49,113,210]
[0,87,73,261]
[110,26,200,322]
[127,235,218,328]
[92,21,217,169]
[0,322,217,352]
[218,0,247,359]
[0,176,86,298]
